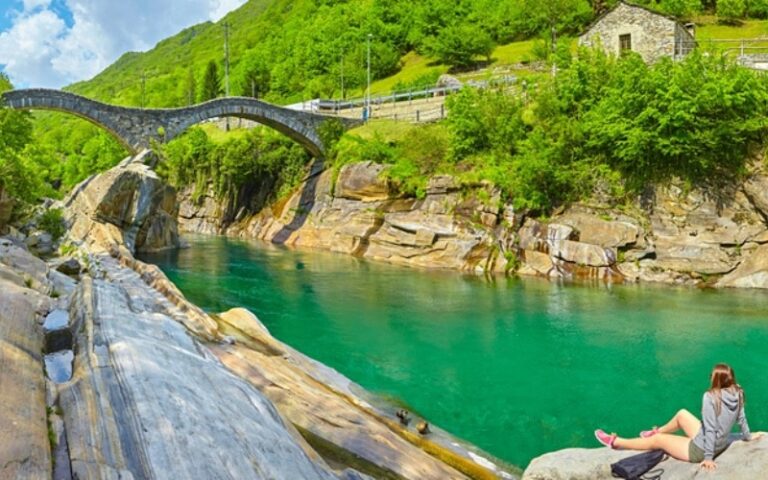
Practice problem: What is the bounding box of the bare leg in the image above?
[657,409,702,439]
[614,434,691,461]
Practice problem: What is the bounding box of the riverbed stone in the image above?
[522,435,768,480]
[56,257,82,276]
[24,231,54,256]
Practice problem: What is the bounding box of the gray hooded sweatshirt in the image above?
[692,388,751,460]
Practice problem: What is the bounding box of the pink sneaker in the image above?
[595,429,617,448]
[640,427,660,438]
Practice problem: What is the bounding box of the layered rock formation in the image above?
[59,257,342,480]
[0,153,517,479]
[0,239,54,479]
[522,435,768,480]
[178,161,768,288]
[65,150,181,256]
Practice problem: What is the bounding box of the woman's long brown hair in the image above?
[709,363,744,415]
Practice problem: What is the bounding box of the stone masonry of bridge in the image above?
[2,89,361,157]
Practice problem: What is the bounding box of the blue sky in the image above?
[0,0,246,88]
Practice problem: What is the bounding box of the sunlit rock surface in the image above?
[177,161,768,288]
[59,258,340,480]
[0,241,52,479]
[65,150,180,256]
[522,435,768,480]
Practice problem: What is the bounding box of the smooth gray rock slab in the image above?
[523,435,768,480]
[59,257,339,480]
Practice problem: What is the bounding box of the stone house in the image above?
[579,1,696,63]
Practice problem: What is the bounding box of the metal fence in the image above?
[315,75,518,114]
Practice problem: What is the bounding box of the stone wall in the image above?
[579,2,694,63]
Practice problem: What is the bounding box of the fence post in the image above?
[440,104,444,119]
[416,110,420,122]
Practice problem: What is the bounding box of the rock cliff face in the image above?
[65,150,181,256]
[178,161,768,289]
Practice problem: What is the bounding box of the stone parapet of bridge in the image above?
[2,89,361,157]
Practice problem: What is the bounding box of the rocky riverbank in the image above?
[0,152,517,479]
[522,435,768,479]
[178,160,768,289]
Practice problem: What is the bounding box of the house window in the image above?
[619,34,632,53]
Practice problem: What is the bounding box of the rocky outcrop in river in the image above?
[65,150,181,256]
[178,160,768,289]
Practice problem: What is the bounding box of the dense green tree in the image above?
[200,60,222,101]
[427,24,494,69]
[662,0,701,16]
[184,67,197,105]
[718,0,747,22]
[0,74,49,205]
[234,51,271,98]
[746,0,768,17]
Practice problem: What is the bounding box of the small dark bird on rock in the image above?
[416,421,430,435]
[396,409,410,425]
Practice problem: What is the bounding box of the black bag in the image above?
[610,449,666,480]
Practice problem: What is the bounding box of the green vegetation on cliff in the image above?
[332,50,768,212]
[0,74,59,209]
[157,126,310,209]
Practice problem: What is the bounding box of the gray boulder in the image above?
[523,435,768,480]
[56,257,82,276]
[24,231,54,256]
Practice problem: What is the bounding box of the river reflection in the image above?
[141,235,768,468]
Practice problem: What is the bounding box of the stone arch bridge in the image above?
[2,89,361,158]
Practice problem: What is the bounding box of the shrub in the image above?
[39,208,66,241]
[718,0,747,23]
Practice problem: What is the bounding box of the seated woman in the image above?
[594,363,758,471]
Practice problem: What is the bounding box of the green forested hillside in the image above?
[66,0,594,107]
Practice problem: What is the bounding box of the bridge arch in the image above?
[1,89,360,158]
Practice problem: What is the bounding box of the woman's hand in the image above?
[700,460,717,471]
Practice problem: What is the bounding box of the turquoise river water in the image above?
[140,235,768,468]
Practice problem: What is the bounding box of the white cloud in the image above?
[0,9,67,87]
[22,0,53,11]
[209,0,244,21]
[0,0,248,88]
